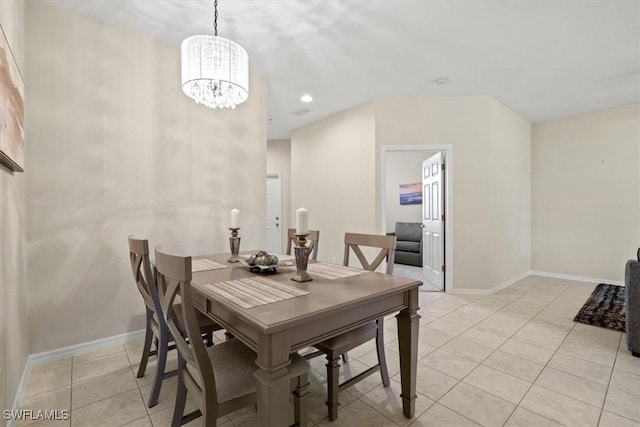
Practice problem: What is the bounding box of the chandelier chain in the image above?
[213,0,218,36]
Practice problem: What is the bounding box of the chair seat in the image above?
[314,322,377,355]
[396,241,420,253]
[188,339,309,403]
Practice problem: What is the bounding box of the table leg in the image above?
[254,331,293,427]
[396,287,420,418]
[254,366,293,427]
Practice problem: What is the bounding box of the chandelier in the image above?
[180,0,249,109]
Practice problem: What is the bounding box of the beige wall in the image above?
[532,104,639,281]
[384,150,436,233]
[291,96,531,291]
[1,0,28,418]
[375,97,531,290]
[291,103,376,264]
[266,140,291,251]
[25,1,268,353]
[375,97,492,290]
[488,100,532,286]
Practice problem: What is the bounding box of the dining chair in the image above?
[154,247,311,427]
[286,228,320,260]
[306,232,396,421]
[128,236,223,408]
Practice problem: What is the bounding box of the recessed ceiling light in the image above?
[435,76,450,85]
[300,94,313,103]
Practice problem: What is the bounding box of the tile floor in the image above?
[18,275,640,426]
[392,264,441,292]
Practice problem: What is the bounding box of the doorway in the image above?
[380,145,454,292]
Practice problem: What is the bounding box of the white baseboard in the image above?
[26,329,146,366]
[530,270,624,287]
[448,270,624,297]
[8,329,145,427]
[449,271,533,295]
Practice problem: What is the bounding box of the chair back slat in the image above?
[161,278,197,367]
[343,232,396,274]
[155,248,217,402]
[286,228,320,260]
[128,236,161,322]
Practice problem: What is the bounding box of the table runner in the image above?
[306,262,367,279]
[192,259,229,272]
[203,277,310,309]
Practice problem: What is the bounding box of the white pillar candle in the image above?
[230,208,240,229]
[296,207,309,235]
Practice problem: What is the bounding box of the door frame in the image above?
[379,145,454,293]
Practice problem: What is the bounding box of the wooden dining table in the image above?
[190,252,421,426]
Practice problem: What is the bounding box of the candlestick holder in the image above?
[227,227,241,263]
[292,233,313,282]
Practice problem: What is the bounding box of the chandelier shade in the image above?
[181,35,249,109]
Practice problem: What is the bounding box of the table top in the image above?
[191,252,421,335]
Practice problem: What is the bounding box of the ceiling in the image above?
[44,0,640,139]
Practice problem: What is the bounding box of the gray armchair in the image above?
[626,250,640,357]
[392,222,423,267]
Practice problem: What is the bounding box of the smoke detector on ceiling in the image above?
[291,108,311,116]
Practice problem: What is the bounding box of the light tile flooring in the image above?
[19,276,640,426]
[392,264,441,292]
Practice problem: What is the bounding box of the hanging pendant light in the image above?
[181,0,249,109]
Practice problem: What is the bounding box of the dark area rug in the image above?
[573,283,625,332]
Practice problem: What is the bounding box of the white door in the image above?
[266,174,282,253]
[422,153,445,290]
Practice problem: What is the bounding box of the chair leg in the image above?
[171,356,187,427]
[202,392,219,427]
[204,331,213,347]
[293,372,310,427]
[148,329,169,408]
[136,313,153,378]
[325,355,340,421]
[341,353,349,363]
[375,319,390,387]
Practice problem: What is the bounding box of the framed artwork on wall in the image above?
[399,182,422,205]
[0,26,25,172]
